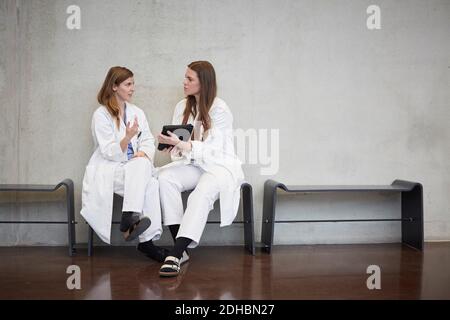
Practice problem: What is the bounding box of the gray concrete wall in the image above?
[0,0,449,247]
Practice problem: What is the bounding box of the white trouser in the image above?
[158,164,223,248]
[113,157,162,243]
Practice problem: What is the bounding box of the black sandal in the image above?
[122,216,151,242]
[159,256,181,277]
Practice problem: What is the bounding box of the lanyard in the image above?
[123,104,127,126]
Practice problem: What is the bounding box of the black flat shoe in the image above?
[123,216,151,241]
[120,212,139,232]
[137,243,170,263]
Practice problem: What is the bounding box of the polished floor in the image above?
[0,243,449,299]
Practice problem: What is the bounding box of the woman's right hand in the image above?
[125,116,139,140]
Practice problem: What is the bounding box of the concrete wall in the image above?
[0,0,449,247]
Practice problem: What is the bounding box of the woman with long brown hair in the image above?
[157,61,244,277]
[81,66,168,262]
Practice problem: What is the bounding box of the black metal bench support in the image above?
[401,181,423,250]
[261,179,423,253]
[0,179,76,256]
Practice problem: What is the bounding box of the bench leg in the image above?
[402,185,424,250]
[261,181,278,254]
[62,180,76,257]
[88,225,94,257]
[241,183,255,255]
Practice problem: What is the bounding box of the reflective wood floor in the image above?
[0,243,449,299]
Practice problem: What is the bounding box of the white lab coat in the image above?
[157,97,244,227]
[80,102,156,244]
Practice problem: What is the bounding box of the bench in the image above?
[0,179,76,256]
[87,182,255,256]
[261,179,423,253]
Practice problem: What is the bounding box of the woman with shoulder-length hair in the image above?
[157,61,244,277]
[81,66,169,262]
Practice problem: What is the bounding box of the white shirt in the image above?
[193,113,203,141]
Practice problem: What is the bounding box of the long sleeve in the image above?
[137,111,156,162]
[188,105,235,166]
[92,109,127,162]
[169,100,189,162]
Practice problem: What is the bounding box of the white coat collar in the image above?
[120,102,136,130]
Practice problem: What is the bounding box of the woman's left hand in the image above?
[158,131,192,152]
[157,131,180,146]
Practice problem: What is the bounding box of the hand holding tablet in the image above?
[157,124,194,151]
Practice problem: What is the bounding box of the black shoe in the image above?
[137,242,170,263]
[120,212,139,232]
[120,212,151,242]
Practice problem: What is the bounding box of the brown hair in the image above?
[97,66,134,129]
[182,61,217,133]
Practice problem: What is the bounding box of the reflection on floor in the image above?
[0,243,449,299]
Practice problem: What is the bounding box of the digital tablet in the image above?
[157,124,194,151]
